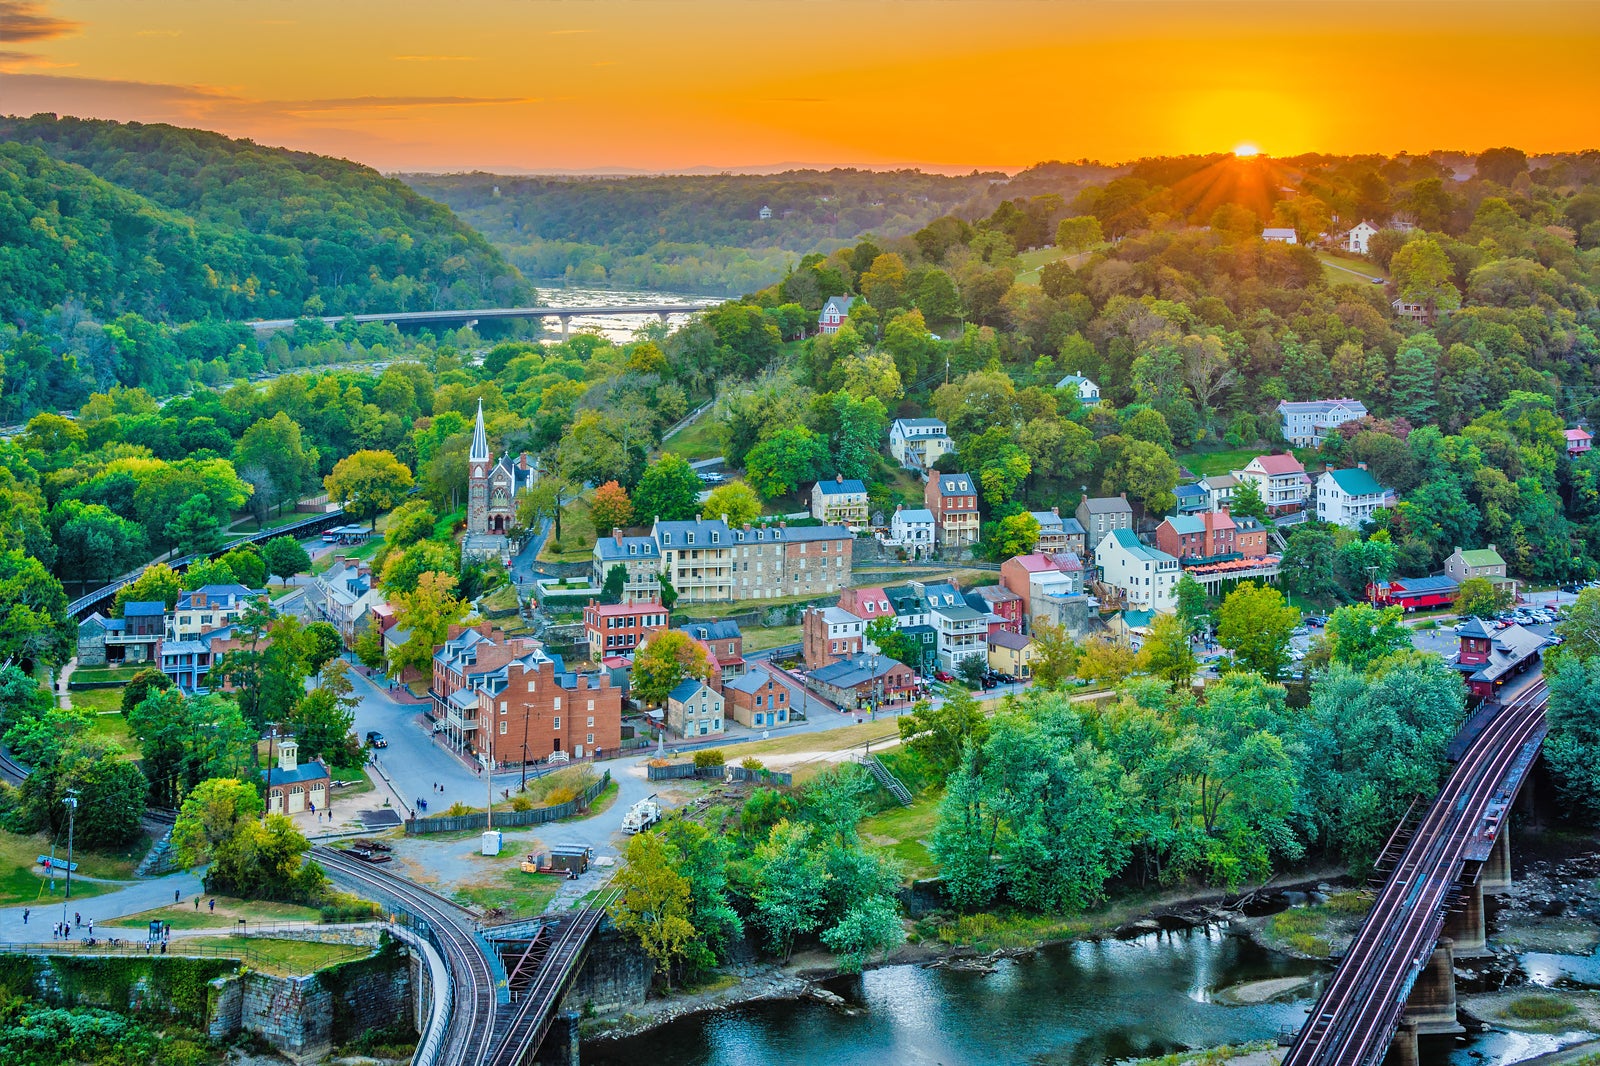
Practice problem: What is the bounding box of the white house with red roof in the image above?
[1235,454,1311,515]
[1567,427,1592,457]
[838,586,893,623]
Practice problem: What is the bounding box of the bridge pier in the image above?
[1404,939,1461,1034]
[535,1010,581,1066]
[1386,1019,1420,1066]
[557,314,572,340]
[656,311,670,323]
[1484,826,1513,893]
[1443,879,1487,956]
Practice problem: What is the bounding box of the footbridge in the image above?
[248,303,719,339]
[315,847,616,1066]
[1282,678,1548,1066]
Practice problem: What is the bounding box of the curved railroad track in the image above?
[1284,679,1549,1065]
[314,847,500,1066]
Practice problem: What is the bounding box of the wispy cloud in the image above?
[0,0,79,42]
[0,1,79,71]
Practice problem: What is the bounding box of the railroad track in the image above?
[487,887,620,1066]
[1284,680,1548,1065]
[313,847,499,1066]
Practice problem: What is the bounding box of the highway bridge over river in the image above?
[248,303,719,339]
[1283,678,1548,1065]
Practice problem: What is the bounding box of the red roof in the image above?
[1008,554,1057,572]
[1567,428,1592,442]
[1249,453,1306,476]
[588,600,662,618]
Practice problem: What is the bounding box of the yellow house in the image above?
[987,630,1035,678]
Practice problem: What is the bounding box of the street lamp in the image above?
[61,790,78,927]
[868,655,881,721]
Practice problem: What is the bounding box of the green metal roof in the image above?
[1457,548,1505,568]
[1324,467,1384,497]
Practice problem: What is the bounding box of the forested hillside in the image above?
[403,167,1114,295]
[0,115,532,416]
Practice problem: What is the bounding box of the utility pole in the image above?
[485,708,494,832]
[62,790,78,925]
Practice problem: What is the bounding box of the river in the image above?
[583,921,1600,1066]
[534,285,718,345]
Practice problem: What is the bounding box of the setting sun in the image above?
[1234,144,1260,158]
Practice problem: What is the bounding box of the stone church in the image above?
[464,401,537,559]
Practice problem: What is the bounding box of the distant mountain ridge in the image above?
[0,113,532,328]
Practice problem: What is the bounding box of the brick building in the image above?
[583,599,668,661]
[725,667,790,729]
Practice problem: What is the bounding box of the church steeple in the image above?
[469,400,490,464]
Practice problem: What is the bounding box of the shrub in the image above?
[444,802,475,817]
[1507,994,1576,1020]
[510,795,533,812]
[740,756,765,771]
[543,786,577,806]
[693,748,726,769]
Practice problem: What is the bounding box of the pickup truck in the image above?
[365,731,388,748]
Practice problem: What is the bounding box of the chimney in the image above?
[1357,462,1367,471]
[895,503,902,512]
[1119,492,1126,499]
[836,473,844,483]
[1052,506,1060,516]
[1488,543,1496,553]
[613,528,623,546]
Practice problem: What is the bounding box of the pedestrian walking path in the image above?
[1,868,204,942]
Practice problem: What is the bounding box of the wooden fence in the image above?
[645,763,793,786]
[404,771,611,835]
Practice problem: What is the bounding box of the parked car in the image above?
[934,670,955,682]
[699,471,724,485]
[365,731,387,748]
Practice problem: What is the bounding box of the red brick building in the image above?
[725,667,791,728]
[802,606,866,670]
[583,599,668,662]
[924,472,979,548]
[476,650,623,765]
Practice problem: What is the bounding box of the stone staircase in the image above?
[861,754,913,807]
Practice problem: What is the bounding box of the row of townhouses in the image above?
[592,516,855,604]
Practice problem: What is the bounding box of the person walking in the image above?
[21,908,27,925]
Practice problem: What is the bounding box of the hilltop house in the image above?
[1055,374,1101,403]
[810,475,869,527]
[1567,428,1593,457]
[1315,467,1390,528]
[1345,221,1379,254]
[1235,454,1310,515]
[818,295,856,335]
[1277,399,1370,447]
[1029,508,1085,556]
[888,418,951,471]
[1262,227,1298,244]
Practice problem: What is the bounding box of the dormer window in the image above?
[686,532,695,545]
[662,533,672,545]
[629,544,636,555]
[711,532,719,544]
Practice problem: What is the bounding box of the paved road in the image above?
[0,868,205,940]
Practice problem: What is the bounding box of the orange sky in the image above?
[2,0,1598,173]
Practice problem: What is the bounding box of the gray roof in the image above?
[1081,496,1134,514]
[1462,623,1547,683]
[988,630,1031,650]
[682,620,741,642]
[809,654,907,689]
[262,762,329,786]
[725,668,777,694]
[594,535,659,562]
[470,399,490,463]
[892,418,947,432]
[932,473,975,496]
[668,678,713,703]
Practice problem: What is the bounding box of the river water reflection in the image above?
[587,926,1328,1066]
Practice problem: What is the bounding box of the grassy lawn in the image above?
[740,625,801,651]
[85,711,139,756]
[0,864,112,907]
[433,507,465,541]
[313,532,385,573]
[539,496,600,564]
[479,582,522,614]
[0,828,148,886]
[923,910,1093,951]
[71,665,144,684]
[1176,447,1262,478]
[1012,245,1104,287]
[190,935,371,975]
[692,719,901,763]
[331,763,374,796]
[660,415,724,462]
[105,895,323,930]
[73,688,126,716]
[859,793,941,880]
[1318,253,1387,285]
[454,867,562,919]
[560,779,619,821]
